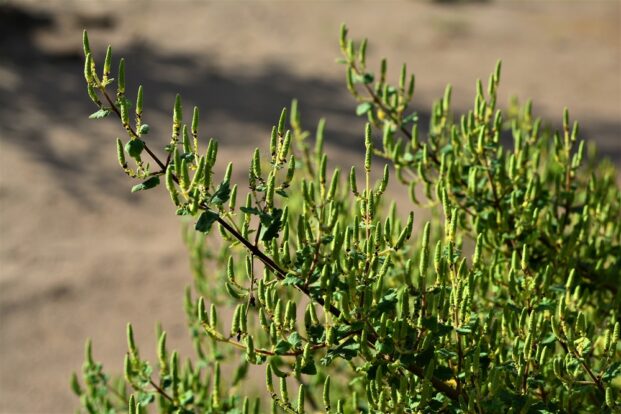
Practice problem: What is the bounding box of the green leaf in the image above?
[195,210,219,233]
[287,332,302,348]
[282,274,302,286]
[125,139,145,159]
[89,108,111,119]
[138,124,150,135]
[356,102,373,116]
[131,176,160,193]
[274,340,292,355]
[210,180,231,205]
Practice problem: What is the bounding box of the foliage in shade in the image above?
[74,25,620,413]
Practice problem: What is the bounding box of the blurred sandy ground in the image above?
[0,0,619,412]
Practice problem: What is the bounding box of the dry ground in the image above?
[0,1,619,412]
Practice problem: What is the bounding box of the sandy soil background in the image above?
[0,1,619,412]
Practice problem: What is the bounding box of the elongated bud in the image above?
[117,58,125,95]
[280,377,289,404]
[315,118,326,156]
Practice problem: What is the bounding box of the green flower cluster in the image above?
[73,26,619,413]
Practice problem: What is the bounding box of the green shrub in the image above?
[73,25,620,413]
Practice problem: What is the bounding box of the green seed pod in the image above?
[117,58,125,95]
[82,30,91,57]
[173,94,182,127]
[189,155,206,192]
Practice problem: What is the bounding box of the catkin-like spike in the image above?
[473,234,483,267]
[606,387,615,408]
[319,154,327,185]
[197,297,207,322]
[123,353,132,383]
[103,46,112,80]
[128,395,137,414]
[157,331,167,371]
[269,126,278,158]
[165,166,179,205]
[323,376,331,410]
[116,138,127,168]
[126,323,137,356]
[296,384,306,414]
[521,245,528,271]
[280,130,292,161]
[173,94,182,126]
[565,268,576,291]
[117,58,125,95]
[315,118,326,156]
[349,166,358,195]
[419,222,431,277]
[84,53,94,84]
[277,107,288,136]
[180,159,190,190]
[378,164,389,194]
[182,125,191,154]
[191,106,199,135]
[394,212,414,249]
[252,148,262,178]
[279,377,289,404]
[266,172,275,209]
[82,30,91,57]
[246,335,256,363]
